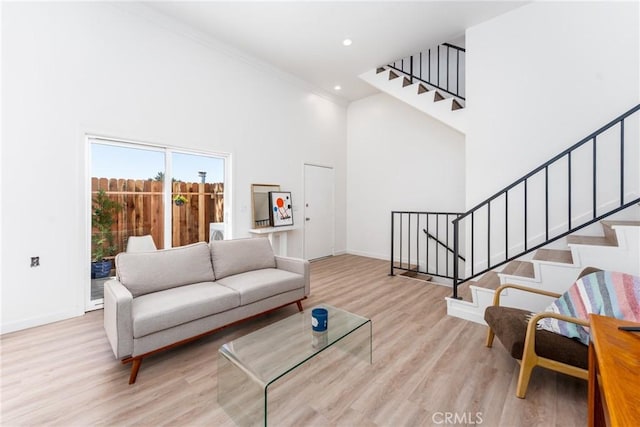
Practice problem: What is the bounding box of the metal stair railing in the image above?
[451,104,640,299]
[390,211,464,280]
[387,43,465,101]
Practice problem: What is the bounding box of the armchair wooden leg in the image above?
[486,328,495,348]
[516,356,536,398]
[296,300,303,312]
[128,358,142,385]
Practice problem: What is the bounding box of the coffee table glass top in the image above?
[219,304,370,386]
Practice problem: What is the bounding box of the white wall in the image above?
[346,93,465,260]
[467,1,638,206]
[464,1,640,271]
[1,3,347,333]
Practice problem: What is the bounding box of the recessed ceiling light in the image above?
[334,85,342,91]
[342,39,352,47]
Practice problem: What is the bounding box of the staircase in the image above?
[447,219,640,324]
[359,43,467,134]
[389,103,640,324]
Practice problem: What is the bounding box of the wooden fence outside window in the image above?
[91,177,224,255]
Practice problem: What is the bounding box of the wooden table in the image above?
[588,314,640,427]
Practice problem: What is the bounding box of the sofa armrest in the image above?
[103,279,134,359]
[275,256,310,296]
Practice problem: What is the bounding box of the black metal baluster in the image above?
[545,166,549,241]
[453,220,459,299]
[399,213,403,270]
[471,212,475,276]
[416,213,420,271]
[593,137,597,218]
[505,191,508,260]
[410,55,414,83]
[436,215,439,276]
[446,214,450,276]
[456,50,460,96]
[419,52,422,80]
[408,213,412,271]
[390,212,395,276]
[437,45,440,87]
[446,47,450,91]
[426,213,429,275]
[428,49,431,83]
[487,203,491,269]
[620,120,625,205]
[524,179,528,251]
[568,152,572,230]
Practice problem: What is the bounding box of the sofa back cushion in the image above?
[210,238,276,280]
[116,242,215,297]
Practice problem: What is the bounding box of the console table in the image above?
[588,314,640,427]
[248,226,297,256]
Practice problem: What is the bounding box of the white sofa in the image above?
[103,238,310,384]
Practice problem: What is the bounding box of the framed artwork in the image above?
[269,191,293,227]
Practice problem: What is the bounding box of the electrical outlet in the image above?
[31,256,40,267]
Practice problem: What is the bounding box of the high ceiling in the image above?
[147,2,526,102]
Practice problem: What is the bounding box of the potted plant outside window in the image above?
[173,194,188,206]
[91,189,123,279]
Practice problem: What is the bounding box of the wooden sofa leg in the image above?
[129,358,143,385]
[486,328,495,348]
[296,300,303,312]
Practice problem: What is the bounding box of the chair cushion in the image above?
[210,238,276,280]
[216,268,304,305]
[484,306,588,369]
[132,282,239,338]
[116,242,215,297]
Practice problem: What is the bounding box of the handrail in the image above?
[423,229,466,262]
[387,42,465,101]
[451,103,640,299]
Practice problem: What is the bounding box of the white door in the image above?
[304,164,334,260]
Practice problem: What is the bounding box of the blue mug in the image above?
[311,308,328,332]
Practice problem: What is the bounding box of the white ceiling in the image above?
[147,1,526,102]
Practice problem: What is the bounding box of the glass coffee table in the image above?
[218,304,371,426]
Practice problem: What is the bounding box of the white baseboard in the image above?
[1,309,84,335]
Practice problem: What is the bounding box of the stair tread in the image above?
[533,249,573,264]
[567,235,616,246]
[475,271,501,289]
[501,260,534,278]
[601,220,640,227]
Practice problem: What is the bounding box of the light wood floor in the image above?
[1,255,587,426]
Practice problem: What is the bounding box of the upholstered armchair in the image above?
[484,267,602,398]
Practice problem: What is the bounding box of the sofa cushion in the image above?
[116,242,214,297]
[132,282,239,338]
[210,238,276,280]
[216,268,304,305]
[484,305,588,369]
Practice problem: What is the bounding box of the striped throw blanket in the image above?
[537,271,640,345]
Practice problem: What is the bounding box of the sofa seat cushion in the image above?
[132,282,239,338]
[210,238,276,280]
[216,268,304,306]
[117,242,215,297]
[484,306,588,369]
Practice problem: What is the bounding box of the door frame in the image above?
[303,163,335,260]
